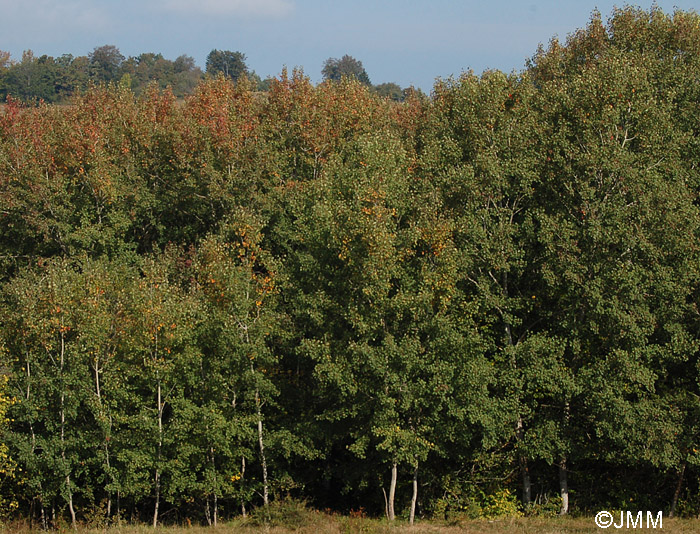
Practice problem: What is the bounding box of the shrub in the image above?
[249,498,322,530]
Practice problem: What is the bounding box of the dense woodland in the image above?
[0,46,409,104]
[0,46,205,102]
[3,5,700,528]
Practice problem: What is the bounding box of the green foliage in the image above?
[206,50,248,81]
[2,5,700,525]
[372,82,404,102]
[0,47,203,103]
[89,45,125,83]
[322,55,371,85]
[433,484,522,521]
[249,497,321,529]
[481,489,523,519]
[0,375,18,517]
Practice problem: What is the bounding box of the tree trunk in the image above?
[153,377,162,528]
[40,499,47,531]
[59,330,76,528]
[105,443,112,518]
[559,457,569,515]
[670,460,686,518]
[388,462,397,521]
[65,471,76,528]
[210,446,218,527]
[94,361,113,519]
[409,464,419,525]
[255,389,269,509]
[516,416,531,507]
[153,469,160,528]
[558,401,571,516]
[520,456,531,508]
[241,455,247,518]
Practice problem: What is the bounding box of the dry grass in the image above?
[1,515,698,534]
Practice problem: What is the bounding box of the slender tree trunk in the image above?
[559,401,571,515]
[63,452,76,528]
[670,460,686,518]
[241,456,247,518]
[210,446,218,526]
[255,388,269,508]
[388,462,397,521]
[105,441,112,518]
[153,377,162,528]
[516,416,531,507]
[95,362,113,518]
[205,498,212,526]
[59,330,77,528]
[559,457,569,515]
[409,464,419,525]
[520,456,531,508]
[153,461,160,526]
[40,500,47,531]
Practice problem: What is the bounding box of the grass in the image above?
[2,514,698,534]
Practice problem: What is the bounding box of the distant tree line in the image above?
[321,54,419,101]
[0,46,414,104]
[0,45,203,102]
[3,5,700,528]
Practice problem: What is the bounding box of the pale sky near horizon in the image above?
[1,1,699,92]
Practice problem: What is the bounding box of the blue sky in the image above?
[1,1,699,92]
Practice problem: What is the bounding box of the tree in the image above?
[322,55,371,86]
[206,50,248,81]
[422,69,555,509]
[2,260,86,528]
[89,45,125,83]
[53,54,88,99]
[1,51,59,102]
[193,210,291,516]
[287,128,476,520]
[373,82,403,102]
[0,50,11,70]
[120,253,201,527]
[529,7,700,513]
[170,55,203,96]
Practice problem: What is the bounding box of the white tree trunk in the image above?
[94,361,113,518]
[388,462,397,521]
[153,378,162,528]
[210,446,218,526]
[256,389,269,509]
[409,464,418,525]
[59,330,76,528]
[559,457,568,515]
[241,455,247,517]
